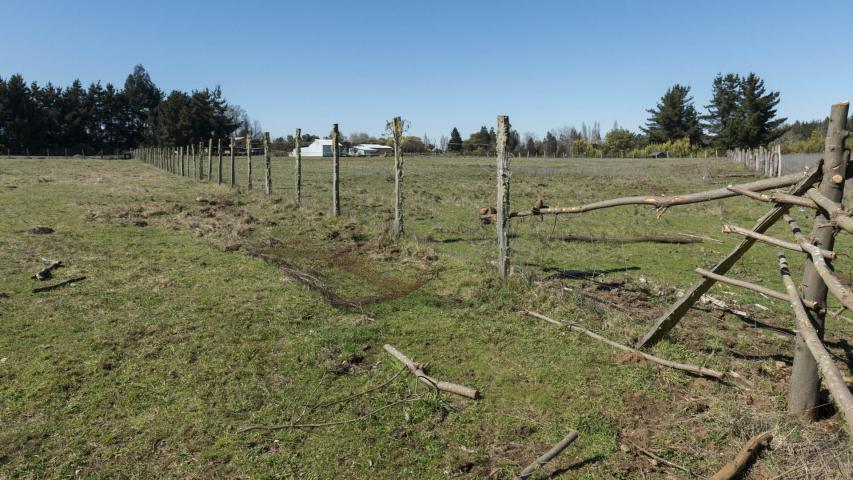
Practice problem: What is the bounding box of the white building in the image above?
[291,139,335,157]
[349,143,394,157]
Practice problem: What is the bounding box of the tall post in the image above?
[181,146,186,176]
[191,143,196,179]
[391,116,404,238]
[246,135,253,190]
[496,115,511,280]
[199,141,205,180]
[295,128,302,206]
[331,123,340,216]
[207,138,213,181]
[217,138,223,184]
[230,136,236,187]
[789,101,850,418]
[263,132,272,195]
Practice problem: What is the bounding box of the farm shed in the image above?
[291,139,336,157]
[349,143,394,157]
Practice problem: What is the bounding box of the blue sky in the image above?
[3,0,852,140]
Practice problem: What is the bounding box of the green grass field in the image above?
[1,154,850,479]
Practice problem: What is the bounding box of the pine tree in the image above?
[642,84,702,144]
[739,73,786,147]
[703,73,742,149]
[448,127,462,152]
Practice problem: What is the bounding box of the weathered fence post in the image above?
[263,132,272,195]
[181,146,186,176]
[391,116,404,238]
[230,136,236,187]
[217,138,223,184]
[191,143,196,179]
[247,135,253,190]
[789,101,850,419]
[199,141,205,180]
[331,123,340,216]
[295,128,302,206]
[496,115,511,280]
[207,138,213,181]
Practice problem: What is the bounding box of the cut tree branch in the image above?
[721,224,835,259]
[548,234,701,244]
[783,215,853,311]
[778,252,853,431]
[726,185,817,209]
[481,170,812,220]
[522,310,750,388]
[694,268,819,310]
[709,431,773,480]
[514,432,578,480]
[383,344,479,399]
[806,188,853,233]
[31,276,86,293]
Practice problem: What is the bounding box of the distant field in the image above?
[1,155,850,478]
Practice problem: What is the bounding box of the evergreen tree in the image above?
[703,73,742,149]
[448,127,462,152]
[739,73,786,147]
[642,84,702,144]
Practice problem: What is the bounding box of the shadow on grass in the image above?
[547,454,606,478]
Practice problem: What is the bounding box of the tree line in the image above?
[0,65,258,155]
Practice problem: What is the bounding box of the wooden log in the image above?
[637,163,823,348]
[780,254,853,431]
[806,188,853,233]
[726,185,817,209]
[514,432,578,480]
[33,259,62,281]
[694,268,818,309]
[217,138,223,185]
[496,115,511,280]
[295,128,302,206]
[549,234,701,244]
[246,135,253,190]
[790,101,850,418]
[709,431,773,480]
[230,136,236,187]
[32,276,86,293]
[382,344,479,399]
[331,124,340,216]
[489,170,813,220]
[523,310,749,387]
[263,132,272,195]
[721,224,835,259]
[391,116,404,239]
[207,138,213,181]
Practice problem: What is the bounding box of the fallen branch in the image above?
[522,310,749,388]
[515,432,579,480]
[709,431,773,480]
[31,276,86,293]
[726,185,817,209]
[721,224,835,259]
[32,259,62,281]
[694,268,819,309]
[548,234,701,244]
[481,170,811,220]
[629,444,692,476]
[783,215,853,311]
[779,253,853,431]
[806,188,853,233]
[383,344,479,399]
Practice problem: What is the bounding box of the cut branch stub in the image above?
[383,344,479,399]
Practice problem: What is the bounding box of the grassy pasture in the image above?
[0,154,850,478]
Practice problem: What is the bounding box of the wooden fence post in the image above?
[331,123,340,216]
[247,135,253,190]
[207,138,213,181]
[496,115,511,280]
[295,128,302,206]
[217,138,223,184]
[789,101,850,418]
[191,143,196,179]
[199,141,205,180]
[263,132,272,195]
[230,136,236,187]
[391,116,404,238]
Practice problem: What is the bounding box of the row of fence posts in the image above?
[132,120,406,238]
[728,145,783,177]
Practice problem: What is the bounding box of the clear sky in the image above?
[3,0,852,140]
